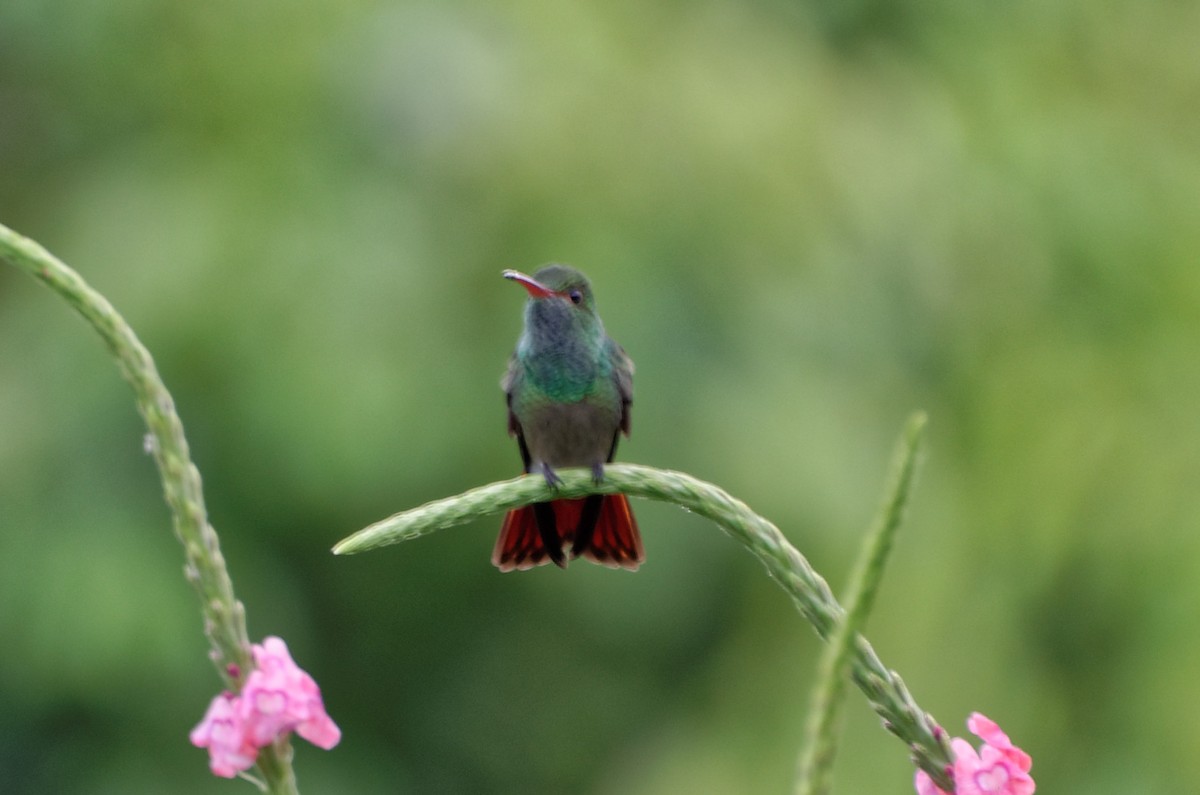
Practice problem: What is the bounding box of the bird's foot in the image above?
[591,462,606,485]
[538,463,564,490]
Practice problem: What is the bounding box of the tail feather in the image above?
[491,505,549,571]
[577,494,642,571]
[493,496,642,572]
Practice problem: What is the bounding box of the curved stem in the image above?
[335,438,955,789]
[1,222,297,792]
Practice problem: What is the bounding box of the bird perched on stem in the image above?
[493,264,643,572]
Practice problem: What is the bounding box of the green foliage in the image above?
[1,1,1197,792]
[797,413,929,795]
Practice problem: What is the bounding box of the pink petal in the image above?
[191,693,234,746]
[191,693,258,777]
[915,769,951,795]
[297,711,342,750]
[208,744,258,779]
[972,761,1012,793]
[1000,745,1032,773]
[252,688,290,717]
[950,737,980,768]
[254,636,297,673]
[967,713,1005,745]
[969,713,1033,773]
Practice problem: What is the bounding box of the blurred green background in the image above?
[2,1,1198,792]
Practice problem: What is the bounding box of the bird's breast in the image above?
[514,393,620,469]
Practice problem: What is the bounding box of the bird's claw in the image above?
[539,464,564,490]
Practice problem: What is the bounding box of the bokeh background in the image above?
[2,1,1198,792]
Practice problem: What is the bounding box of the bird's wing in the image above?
[501,352,520,434]
[608,338,634,437]
[502,353,532,471]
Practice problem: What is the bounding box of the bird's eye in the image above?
[568,289,583,305]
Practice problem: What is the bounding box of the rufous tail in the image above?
[492,495,642,572]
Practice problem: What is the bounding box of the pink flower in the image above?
[191,636,341,777]
[240,636,342,750]
[189,692,257,778]
[914,712,1034,795]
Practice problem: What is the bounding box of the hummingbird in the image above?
[493,264,644,572]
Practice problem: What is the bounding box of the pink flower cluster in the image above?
[191,636,341,778]
[915,712,1034,795]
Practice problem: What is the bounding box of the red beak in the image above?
[503,269,557,299]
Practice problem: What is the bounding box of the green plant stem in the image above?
[796,413,927,795]
[1,222,297,794]
[334,429,955,790]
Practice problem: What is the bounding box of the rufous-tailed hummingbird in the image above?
[493,264,643,572]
